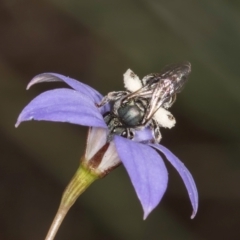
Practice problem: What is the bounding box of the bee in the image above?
[98,62,191,143]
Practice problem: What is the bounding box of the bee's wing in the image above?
[123,62,191,124]
[158,61,191,93]
[126,62,191,99]
[123,84,153,100]
[142,62,191,123]
[142,81,166,123]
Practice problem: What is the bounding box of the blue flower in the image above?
[16,73,198,219]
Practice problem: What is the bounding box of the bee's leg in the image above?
[104,114,134,141]
[104,113,120,142]
[107,127,134,143]
[150,119,162,143]
[127,128,135,139]
[163,94,177,109]
[106,133,114,143]
[97,91,127,107]
[103,112,114,125]
[119,128,134,140]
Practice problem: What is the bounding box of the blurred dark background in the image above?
[1,0,240,239]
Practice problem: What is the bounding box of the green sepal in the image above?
[61,163,99,208]
[45,162,99,240]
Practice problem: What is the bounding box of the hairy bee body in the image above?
[99,62,191,143]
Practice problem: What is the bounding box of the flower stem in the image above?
[45,164,98,240]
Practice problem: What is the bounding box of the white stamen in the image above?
[123,69,142,92]
[153,107,176,129]
[85,127,108,160]
[85,127,120,173]
[98,141,120,172]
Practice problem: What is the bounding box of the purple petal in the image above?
[114,136,168,219]
[27,73,103,103]
[133,128,154,143]
[151,144,198,219]
[16,88,107,128]
[27,73,110,114]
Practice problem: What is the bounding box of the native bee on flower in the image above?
[98,62,191,143]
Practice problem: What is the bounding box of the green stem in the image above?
[44,164,98,240]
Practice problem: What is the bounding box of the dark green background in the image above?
[1,0,240,239]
